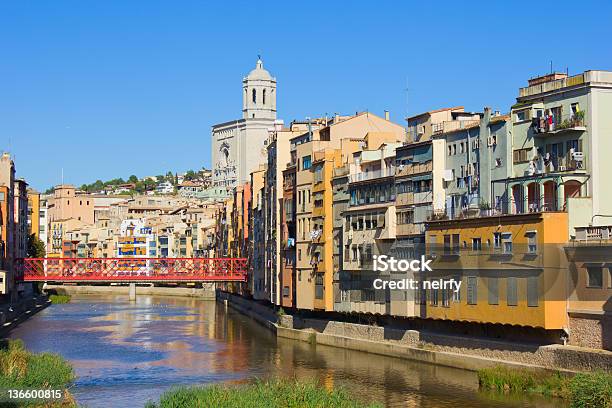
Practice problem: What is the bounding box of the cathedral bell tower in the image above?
[242,57,277,120]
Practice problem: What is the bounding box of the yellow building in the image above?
[27,189,40,238]
[425,212,569,330]
[311,149,343,311]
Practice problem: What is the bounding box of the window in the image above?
[493,232,501,249]
[452,277,461,302]
[442,286,450,307]
[513,148,531,164]
[526,231,537,253]
[507,277,518,306]
[430,288,439,306]
[488,277,499,305]
[472,238,482,251]
[298,249,302,261]
[263,89,266,105]
[515,109,530,122]
[527,276,539,307]
[502,232,512,253]
[587,266,603,288]
[302,156,311,170]
[448,145,452,156]
[467,276,478,305]
[252,89,256,103]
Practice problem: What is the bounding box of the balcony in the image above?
[532,112,586,135]
[333,165,349,177]
[396,161,432,177]
[432,120,480,136]
[519,73,585,98]
[573,225,612,243]
[397,223,425,236]
[349,168,395,183]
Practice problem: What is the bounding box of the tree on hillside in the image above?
[27,234,46,258]
[104,178,125,187]
[128,175,138,184]
[166,171,174,185]
[184,170,197,181]
[91,180,104,192]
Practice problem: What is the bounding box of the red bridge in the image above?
[17,258,248,282]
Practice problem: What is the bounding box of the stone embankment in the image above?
[217,291,612,373]
[0,294,50,336]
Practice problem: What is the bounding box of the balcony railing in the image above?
[432,120,480,136]
[395,161,432,177]
[531,112,586,134]
[573,225,612,242]
[349,168,395,183]
[519,73,585,98]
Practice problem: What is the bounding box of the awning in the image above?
[410,174,433,182]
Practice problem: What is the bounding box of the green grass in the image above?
[478,366,612,407]
[49,294,71,304]
[0,339,76,407]
[145,378,380,408]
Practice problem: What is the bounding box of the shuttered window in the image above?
[467,276,478,305]
[527,276,539,307]
[507,277,518,306]
[488,277,499,305]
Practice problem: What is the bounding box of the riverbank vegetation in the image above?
[0,339,75,407]
[146,378,380,408]
[49,294,71,304]
[478,366,612,407]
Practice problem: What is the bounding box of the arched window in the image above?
[263,89,266,105]
[252,89,256,104]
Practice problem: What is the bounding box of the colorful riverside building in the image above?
[339,135,403,314]
[425,212,570,337]
[565,225,612,350]
[288,113,405,311]
[495,70,612,237]
[421,71,612,345]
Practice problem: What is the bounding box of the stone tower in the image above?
[242,58,277,120]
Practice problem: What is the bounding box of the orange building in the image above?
[425,212,569,332]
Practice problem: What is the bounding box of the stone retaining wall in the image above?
[219,291,612,373]
[47,284,216,299]
[0,294,50,336]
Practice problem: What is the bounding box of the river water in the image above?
[8,295,561,407]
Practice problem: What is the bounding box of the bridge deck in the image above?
[17,258,248,282]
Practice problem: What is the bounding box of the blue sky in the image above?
[1,1,611,191]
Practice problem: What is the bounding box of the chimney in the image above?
[334,113,339,123]
[384,110,390,121]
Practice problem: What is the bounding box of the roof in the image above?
[406,106,464,120]
[245,59,274,81]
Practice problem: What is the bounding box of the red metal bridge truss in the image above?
[16,258,248,282]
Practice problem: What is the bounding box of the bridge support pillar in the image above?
[129,283,136,301]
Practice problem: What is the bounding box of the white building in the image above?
[156,181,174,195]
[39,197,49,251]
[117,218,156,258]
[212,58,277,191]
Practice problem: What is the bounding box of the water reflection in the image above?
[8,295,563,408]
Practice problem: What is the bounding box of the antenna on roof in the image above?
[550,60,553,74]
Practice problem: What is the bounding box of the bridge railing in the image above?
[16,258,248,282]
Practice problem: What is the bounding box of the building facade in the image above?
[212,59,277,191]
